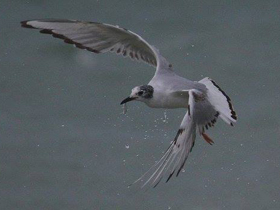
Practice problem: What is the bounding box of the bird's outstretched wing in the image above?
[131,110,196,189]
[21,19,172,73]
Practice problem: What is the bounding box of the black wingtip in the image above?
[166,171,175,183]
[231,113,237,120]
[39,29,53,34]
[153,177,163,188]
[20,20,35,29]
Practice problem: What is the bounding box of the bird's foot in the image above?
[202,133,214,145]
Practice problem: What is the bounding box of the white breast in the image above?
[145,89,189,109]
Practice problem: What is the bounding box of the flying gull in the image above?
[21,19,237,188]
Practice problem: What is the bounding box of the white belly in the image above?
[145,91,189,109]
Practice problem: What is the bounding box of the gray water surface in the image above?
[1,1,280,209]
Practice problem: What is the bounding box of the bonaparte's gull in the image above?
[21,19,237,188]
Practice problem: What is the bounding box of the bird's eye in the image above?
[138,91,144,96]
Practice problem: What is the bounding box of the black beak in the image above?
[120,97,136,105]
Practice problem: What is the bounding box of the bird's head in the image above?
[120,85,154,105]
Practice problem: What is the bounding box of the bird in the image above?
[21,19,237,188]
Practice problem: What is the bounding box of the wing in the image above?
[131,111,196,189]
[199,77,237,125]
[131,89,221,189]
[21,19,172,73]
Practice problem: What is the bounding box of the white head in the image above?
[120,85,154,105]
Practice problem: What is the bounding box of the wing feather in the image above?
[131,112,196,189]
[21,19,172,72]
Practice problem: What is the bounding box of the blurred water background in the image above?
[1,0,280,209]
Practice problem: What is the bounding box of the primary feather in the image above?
[21,19,172,73]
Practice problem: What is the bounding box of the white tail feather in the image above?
[199,77,237,125]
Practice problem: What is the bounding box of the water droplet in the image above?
[162,110,168,123]
[125,145,130,149]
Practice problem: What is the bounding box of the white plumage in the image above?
[21,19,237,188]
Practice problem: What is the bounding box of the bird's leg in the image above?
[202,133,214,145]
